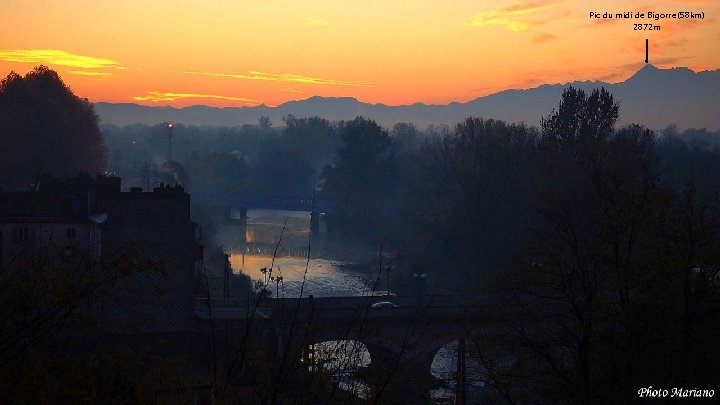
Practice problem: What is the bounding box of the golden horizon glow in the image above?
[132,92,259,103]
[0,0,718,108]
[178,70,376,87]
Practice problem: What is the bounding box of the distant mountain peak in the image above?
[627,64,659,80]
[307,95,359,102]
[627,64,698,82]
[640,63,660,72]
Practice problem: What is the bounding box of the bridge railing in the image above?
[191,191,334,213]
[194,297,258,308]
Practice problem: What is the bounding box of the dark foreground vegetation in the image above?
[1,67,718,403]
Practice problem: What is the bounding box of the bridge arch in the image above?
[270,294,503,398]
[295,323,473,387]
[306,339,371,372]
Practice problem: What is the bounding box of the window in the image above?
[11,227,35,244]
[66,227,76,239]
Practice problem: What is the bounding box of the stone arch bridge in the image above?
[196,293,529,401]
[264,294,513,392]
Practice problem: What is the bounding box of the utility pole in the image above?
[455,338,466,405]
[223,253,230,298]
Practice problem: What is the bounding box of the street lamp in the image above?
[413,273,426,303]
[166,122,174,162]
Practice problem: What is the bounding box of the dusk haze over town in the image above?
[0,0,718,403]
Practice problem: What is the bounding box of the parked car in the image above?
[371,301,399,308]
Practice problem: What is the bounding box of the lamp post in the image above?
[223,253,231,299]
[166,122,174,162]
[414,273,426,305]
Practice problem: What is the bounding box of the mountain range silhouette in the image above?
[95,65,720,130]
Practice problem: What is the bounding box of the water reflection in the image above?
[301,339,486,403]
[228,254,383,297]
[430,340,492,403]
[306,340,372,400]
[245,209,312,247]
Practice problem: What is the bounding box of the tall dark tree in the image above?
[252,145,315,195]
[540,86,618,147]
[258,115,272,130]
[195,152,250,192]
[409,117,539,290]
[282,115,338,174]
[0,66,106,190]
[391,122,420,153]
[322,116,395,242]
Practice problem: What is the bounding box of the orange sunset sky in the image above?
[1,0,718,107]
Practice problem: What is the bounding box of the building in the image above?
[96,176,203,332]
[0,174,102,268]
[0,174,203,333]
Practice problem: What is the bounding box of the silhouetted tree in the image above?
[481,89,720,404]
[391,122,420,153]
[540,86,618,147]
[406,117,539,290]
[0,66,106,189]
[283,115,338,175]
[196,152,250,192]
[0,244,169,368]
[322,116,395,242]
[258,115,272,130]
[252,145,315,195]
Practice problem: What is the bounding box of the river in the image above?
[223,209,392,297]
[216,209,486,403]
